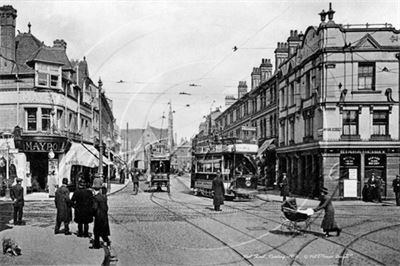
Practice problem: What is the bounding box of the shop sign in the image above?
[365,154,385,167]
[340,154,360,167]
[23,141,67,153]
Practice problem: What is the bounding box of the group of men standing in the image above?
[54,175,111,249]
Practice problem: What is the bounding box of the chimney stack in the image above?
[287,29,301,57]
[53,39,67,50]
[251,67,261,90]
[274,42,288,72]
[238,81,248,99]
[225,95,236,107]
[0,5,17,73]
[260,58,273,82]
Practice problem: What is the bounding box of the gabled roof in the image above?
[354,34,381,49]
[13,32,74,74]
[13,32,43,74]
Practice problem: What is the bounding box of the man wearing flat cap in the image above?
[393,175,400,206]
[10,178,24,225]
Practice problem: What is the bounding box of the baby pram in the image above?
[280,198,313,233]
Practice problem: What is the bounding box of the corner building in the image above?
[0,5,115,194]
[277,5,400,199]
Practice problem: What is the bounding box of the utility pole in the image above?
[126,122,129,168]
[98,78,103,179]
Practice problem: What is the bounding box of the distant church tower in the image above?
[168,102,174,149]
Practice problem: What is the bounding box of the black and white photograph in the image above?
[0,0,400,265]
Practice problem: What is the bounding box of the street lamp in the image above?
[106,137,112,192]
[98,78,103,180]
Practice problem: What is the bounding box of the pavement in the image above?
[0,179,130,266]
[255,186,396,207]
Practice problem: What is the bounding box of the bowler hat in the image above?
[92,178,103,189]
[16,178,23,183]
[320,187,328,194]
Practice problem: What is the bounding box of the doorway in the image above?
[26,153,48,191]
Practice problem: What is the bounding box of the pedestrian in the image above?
[368,173,382,203]
[91,178,111,249]
[119,168,125,184]
[212,171,224,211]
[132,169,139,194]
[279,172,289,202]
[10,178,24,225]
[313,187,341,237]
[71,179,94,237]
[392,175,400,206]
[55,178,72,235]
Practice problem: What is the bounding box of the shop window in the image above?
[26,108,37,131]
[342,110,358,135]
[372,111,388,136]
[41,108,52,131]
[358,62,375,90]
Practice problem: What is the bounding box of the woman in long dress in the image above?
[314,187,341,237]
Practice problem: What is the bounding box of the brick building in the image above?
[0,5,116,194]
[213,3,400,199]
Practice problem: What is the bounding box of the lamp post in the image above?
[5,140,10,199]
[97,78,103,180]
[106,137,112,192]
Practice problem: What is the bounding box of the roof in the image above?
[13,32,43,73]
[12,32,74,74]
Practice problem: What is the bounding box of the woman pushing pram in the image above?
[280,198,314,232]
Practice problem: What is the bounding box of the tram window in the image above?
[205,163,212,173]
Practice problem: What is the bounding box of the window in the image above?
[372,111,388,135]
[304,110,314,138]
[342,110,358,135]
[289,118,295,143]
[35,63,60,88]
[289,83,295,106]
[305,72,311,97]
[26,108,37,131]
[41,108,52,131]
[358,62,375,90]
[280,120,286,145]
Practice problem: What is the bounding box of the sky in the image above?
[6,0,400,141]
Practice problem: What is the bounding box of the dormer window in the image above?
[35,62,61,89]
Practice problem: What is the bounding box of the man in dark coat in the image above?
[55,178,72,235]
[314,187,341,237]
[212,171,224,211]
[279,173,289,202]
[393,175,400,206]
[132,169,139,194]
[91,178,111,249]
[368,173,382,202]
[71,179,94,237]
[10,178,24,225]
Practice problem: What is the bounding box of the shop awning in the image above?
[58,142,112,185]
[257,139,275,157]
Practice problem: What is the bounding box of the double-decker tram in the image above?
[191,141,258,199]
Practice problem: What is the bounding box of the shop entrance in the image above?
[365,154,386,198]
[26,153,48,191]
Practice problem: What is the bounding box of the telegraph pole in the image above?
[98,78,103,178]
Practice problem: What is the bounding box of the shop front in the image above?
[15,134,68,193]
[336,149,396,200]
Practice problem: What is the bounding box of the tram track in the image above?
[148,192,255,266]
[171,175,400,265]
[152,191,308,266]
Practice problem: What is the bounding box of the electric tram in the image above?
[191,140,258,199]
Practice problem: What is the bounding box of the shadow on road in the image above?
[0,202,13,232]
